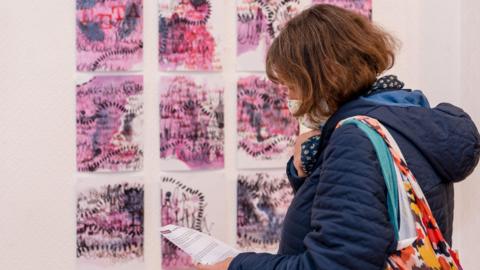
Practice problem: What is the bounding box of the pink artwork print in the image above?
[311,0,372,19]
[159,75,224,170]
[160,174,229,270]
[236,0,305,71]
[237,75,298,169]
[76,180,144,270]
[158,0,223,71]
[237,172,293,252]
[76,75,143,172]
[76,0,143,71]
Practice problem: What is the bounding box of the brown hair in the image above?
[266,4,398,123]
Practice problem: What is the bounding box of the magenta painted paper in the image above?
[76,180,144,268]
[237,172,293,252]
[237,75,298,168]
[159,0,222,71]
[160,174,228,270]
[76,0,143,71]
[236,0,303,71]
[236,0,372,71]
[159,75,224,170]
[160,177,211,269]
[76,75,143,172]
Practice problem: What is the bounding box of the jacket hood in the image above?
[321,89,480,183]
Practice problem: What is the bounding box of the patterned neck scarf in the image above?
[366,74,405,95]
[299,75,405,176]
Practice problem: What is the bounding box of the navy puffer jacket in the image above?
[229,89,480,270]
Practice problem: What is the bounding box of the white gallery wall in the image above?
[455,0,480,268]
[1,0,479,269]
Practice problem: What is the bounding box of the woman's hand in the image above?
[293,130,322,177]
[195,257,233,270]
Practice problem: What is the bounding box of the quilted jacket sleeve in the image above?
[228,125,396,270]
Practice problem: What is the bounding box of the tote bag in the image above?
[337,115,462,270]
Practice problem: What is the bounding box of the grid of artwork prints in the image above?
[75,1,146,270]
[73,1,373,269]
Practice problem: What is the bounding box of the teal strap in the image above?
[340,119,399,240]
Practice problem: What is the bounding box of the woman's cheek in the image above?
[287,88,300,100]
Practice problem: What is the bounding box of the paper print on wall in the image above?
[76,75,143,172]
[76,0,143,71]
[237,75,298,169]
[76,179,144,270]
[236,0,307,71]
[310,0,372,19]
[237,172,293,252]
[159,75,224,171]
[158,0,224,71]
[160,173,229,270]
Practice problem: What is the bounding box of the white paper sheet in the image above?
[160,224,239,265]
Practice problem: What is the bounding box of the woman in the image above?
[198,4,480,270]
